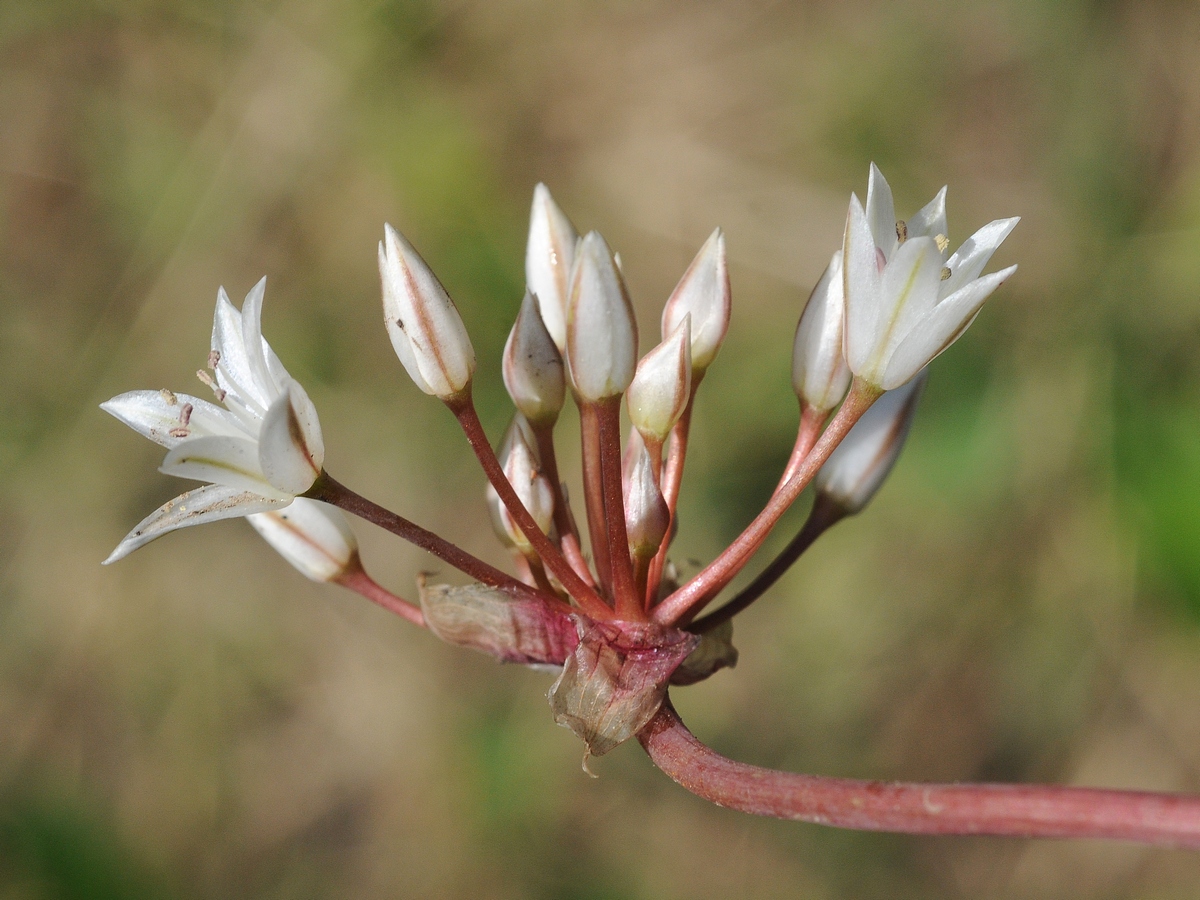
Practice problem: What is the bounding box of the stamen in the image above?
[940,266,951,281]
[207,350,221,370]
[895,220,908,243]
[179,403,193,426]
[935,234,950,254]
[169,427,190,438]
[159,389,178,406]
[196,369,226,402]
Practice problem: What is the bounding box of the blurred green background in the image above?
[3,0,1200,896]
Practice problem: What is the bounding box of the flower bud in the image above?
[623,435,670,560]
[792,252,851,413]
[627,315,692,445]
[502,289,566,425]
[486,415,540,549]
[565,231,638,402]
[661,228,730,372]
[498,425,554,554]
[247,498,358,583]
[526,183,578,352]
[257,380,325,495]
[380,224,476,401]
[814,370,927,514]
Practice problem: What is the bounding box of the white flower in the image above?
[380,224,477,401]
[628,314,692,445]
[565,231,639,402]
[102,279,325,564]
[843,164,1018,390]
[526,183,579,353]
[661,228,730,373]
[792,251,851,413]
[247,498,358,583]
[815,370,926,514]
[503,289,566,426]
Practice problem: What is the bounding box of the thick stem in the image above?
[452,397,611,620]
[309,472,545,605]
[639,701,1200,847]
[645,378,700,606]
[532,422,595,588]
[653,379,879,626]
[688,494,846,633]
[336,567,425,627]
[580,402,614,599]
[777,403,829,489]
[596,397,642,620]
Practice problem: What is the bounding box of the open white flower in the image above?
[102,279,325,563]
[843,164,1018,390]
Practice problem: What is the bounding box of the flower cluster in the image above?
[104,164,1017,758]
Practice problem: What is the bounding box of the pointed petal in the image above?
[874,236,945,363]
[566,231,638,401]
[240,277,280,401]
[502,289,565,425]
[104,485,289,564]
[378,240,430,393]
[212,288,268,414]
[866,163,897,260]
[257,381,324,495]
[792,251,851,412]
[160,434,289,498]
[941,217,1020,298]
[628,314,691,443]
[101,390,247,448]
[880,264,1016,389]
[842,194,884,374]
[907,186,948,243]
[526,183,579,352]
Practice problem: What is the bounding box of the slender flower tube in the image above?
[526,183,579,352]
[503,289,566,426]
[380,224,476,401]
[792,251,851,413]
[102,280,325,563]
[815,370,927,514]
[628,316,692,447]
[661,228,730,373]
[565,231,638,402]
[843,164,1018,390]
[247,498,359,583]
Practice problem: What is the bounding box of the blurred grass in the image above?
[4,0,1200,897]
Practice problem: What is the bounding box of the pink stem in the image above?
[777,403,828,489]
[653,380,879,626]
[596,397,642,620]
[452,397,611,621]
[337,568,425,627]
[639,701,1200,847]
[580,402,614,599]
[532,423,596,588]
[645,381,698,606]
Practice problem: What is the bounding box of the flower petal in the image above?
[866,163,897,260]
[247,498,357,582]
[101,390,246,448]
[240,277,281,402]
[842,193,884,374]
[907,186,948,244]
[212,288,269,414]
[526,183,578,352]
[792,251,850,412]
[941,217,1020,299]
[880,264,1016,389]
[258,381,324,495]
[874,235,945,363]
[160,434,288,498]
[103,484,289,564]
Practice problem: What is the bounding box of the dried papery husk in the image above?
[418,578,577,667]
[671,619,739,686]
[548,618,700,759]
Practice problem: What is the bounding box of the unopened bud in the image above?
[503,290,565,425]
[247,498,358,583]
[623,436,670,559]
[380,224,476,401]
[499,426,554,554]
[815,371,927,514]
[661,228,730,372]
[792,251,851,413]
[526,183,578,352]
[486,415,540,548]
[566,231,638,402]
[628,315,692,444]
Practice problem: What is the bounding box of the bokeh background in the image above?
[4,0,1200,896]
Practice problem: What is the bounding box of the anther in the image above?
[895,220,908,242]
[196,370,226,401]
[159,389,178,406]
[207,350,221,370]
[179,403,193,427]
[935,234,950,254]
[169,427,190,438]
[940,266,951,281]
